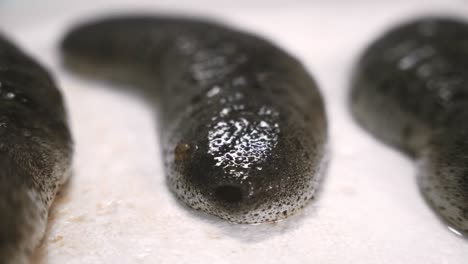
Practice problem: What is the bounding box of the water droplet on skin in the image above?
[259,121,269,128]
[220,108,230,116]
[448,226,464,237]
[206,86,221,97]
[398,45,435,70]
[207,107,280,176]
[4,92,15,99]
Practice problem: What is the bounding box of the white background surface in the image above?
[1,1,467,263]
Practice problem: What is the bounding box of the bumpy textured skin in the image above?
[0,35,73,263]
[351,17,468,237]
[61,16,327,223]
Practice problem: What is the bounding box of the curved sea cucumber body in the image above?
[62,16,328,223]
[351,17,468,236]
[0,35,73,263]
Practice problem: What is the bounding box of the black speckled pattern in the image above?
[0,35,73,263]
[61,16,328,223]
[351,17,468,237]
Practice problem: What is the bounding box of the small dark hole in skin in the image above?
[215,185,243,203]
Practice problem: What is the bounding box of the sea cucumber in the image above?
[61,16,327,223]
[351,17,468,237]
[0,35,73,263]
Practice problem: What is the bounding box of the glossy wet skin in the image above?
[351,17,468,236]
[61,16,327,223]
[0,35,72,263]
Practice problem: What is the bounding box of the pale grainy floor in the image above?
[1,1,467,263]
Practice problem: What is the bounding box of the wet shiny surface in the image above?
[351,17,468,237]
[61,16,327,223]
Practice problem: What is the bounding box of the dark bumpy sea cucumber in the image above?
[0,35,73,263]
[351,17,468,237]
[61,16,328,223]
